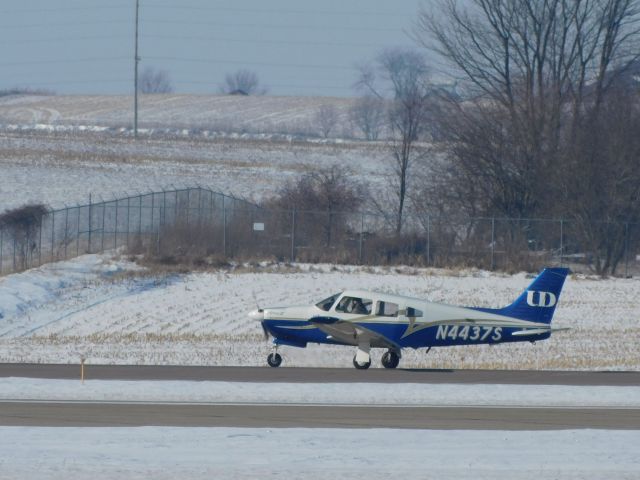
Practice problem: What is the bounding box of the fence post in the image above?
[12,232,16,271]
[76,206,81,256]
[291,208,296,262]
[64,207,69,259]
[624,222,630,278]
[138,194,142,237]
[114,199,119,249]
[0,228,3,274]
[38,215,43,267]
[88,194,92,254]
[174,190,178,224]
[559,218,564,267]
[101,201,106,252]
[150,192,155,239]
[426,215,430,266]
[186,188,191,227]
[126,197,131,248]
[51,210,55,261]
[222,195,227,257]
[163,190,167,227]
[197,187,202,226]
[359,212,364,264]
[490,217,495,271]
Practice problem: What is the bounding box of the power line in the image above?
[141,34,388,49]
[0,20,129,29]
[146,56,355,71]
[0,57,130,68]
[2,35,124,46]
[0,4,131,14]
[141,3,410,18]
[143,19,401,33]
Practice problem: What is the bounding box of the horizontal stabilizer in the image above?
[511,327,570,336]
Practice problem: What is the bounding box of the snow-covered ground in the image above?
[1,377,639,407]
[0,254,638,370]
[1,427,636,480]
[0,129,391,211]
[0,94,359,135]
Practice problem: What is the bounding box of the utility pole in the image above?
[133,0,140,138]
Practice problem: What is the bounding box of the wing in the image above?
[310,316,401,350]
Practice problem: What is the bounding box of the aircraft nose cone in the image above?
[248,309,264,321]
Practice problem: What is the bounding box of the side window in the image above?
[336,296,372,314]
[376,301,399,317]
[406,307,423,318]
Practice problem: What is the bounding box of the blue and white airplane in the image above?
[249,267,569,369]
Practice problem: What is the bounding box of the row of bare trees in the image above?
[138,67,269,95]
[342,0,639,275]
[397,0,640,275]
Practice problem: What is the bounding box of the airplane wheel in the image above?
[353,355,371,370]
[267,353,282,368]
[381,351,400,369]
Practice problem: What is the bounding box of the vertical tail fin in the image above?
[477,268,569,324]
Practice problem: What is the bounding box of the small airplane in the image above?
[249,267,569,369]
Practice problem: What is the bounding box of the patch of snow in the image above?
[1,378,639,407]
[0,427,638,479]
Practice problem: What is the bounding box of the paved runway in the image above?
[1,402,638,429]
[1,364,638,429]
[1,363,639,385]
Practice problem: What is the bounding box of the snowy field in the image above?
[0,128,390,211]
[0,254,638,370]
[1,427,637,480]
[0,94,359,134]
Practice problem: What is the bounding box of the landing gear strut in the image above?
[381,350,400,369]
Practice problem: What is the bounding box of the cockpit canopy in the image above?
[315,291,424,318]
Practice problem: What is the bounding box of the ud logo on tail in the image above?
[526,290,557,307]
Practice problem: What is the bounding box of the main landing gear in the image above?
[381,350,400,369]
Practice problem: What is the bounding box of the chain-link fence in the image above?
[1,186,638,276]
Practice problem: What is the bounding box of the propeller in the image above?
[251,290,269,341]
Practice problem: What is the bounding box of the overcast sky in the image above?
[0,0,430,97]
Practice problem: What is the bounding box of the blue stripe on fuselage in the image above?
[263,319,550,349]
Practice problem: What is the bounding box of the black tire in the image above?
[381,351,400,369]
[267,352,282,368]
[353,355,371,370]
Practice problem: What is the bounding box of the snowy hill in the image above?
[0,94,360,138]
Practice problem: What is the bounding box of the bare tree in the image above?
[315,104,338,138]
[349,95,386,140]
[220,69,267,95]
[0,204,48,270]
[269,166,366,247]
[140,66,174,94]
[357,48,433,233]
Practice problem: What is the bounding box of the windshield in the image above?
[315,293,341,312]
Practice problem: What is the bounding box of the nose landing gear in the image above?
[267,345,282,367]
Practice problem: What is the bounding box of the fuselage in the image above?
[258,289,551,350]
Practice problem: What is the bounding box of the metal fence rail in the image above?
[0,187,638,276]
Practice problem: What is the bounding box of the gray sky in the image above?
[0,0,427,97]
